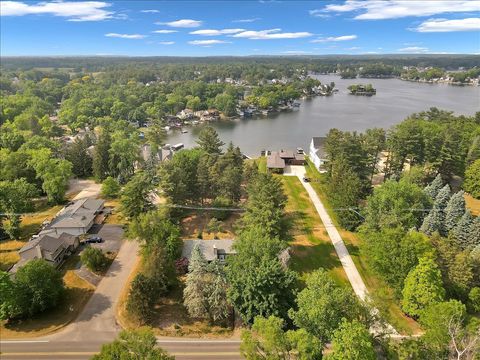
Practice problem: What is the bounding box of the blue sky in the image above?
[1,0,479,56]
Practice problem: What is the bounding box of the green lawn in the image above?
[282,176,348,286]
[303,159,421,335]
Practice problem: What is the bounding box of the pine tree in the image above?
[452,210,474,250]
[433,184,451,210]
[206,260,229,322]
[420,207,444,235]
[444,190,466,232]
[424,174,443,199]
[93,130,111,181]
[196,126,224,155]
[466,216,480,250]
[183,244,209,318]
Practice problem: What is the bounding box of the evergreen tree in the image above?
[402,255,445,318]
[93,130,111,181]
[126,273,157,323]
[420,207,444,235]
[183,244,209,318]
[196,126,224,155]
[467,216,480,249]
[206,260,230,322]
[452,210,474,249]
[444,190,466,232]
[424,174,443,199]
[64,137,92,178]
[120,172,154,219]
[464,159,480,199]
[433,184,451,210]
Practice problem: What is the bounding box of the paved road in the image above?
[0,339,242,359]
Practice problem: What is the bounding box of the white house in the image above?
[309,137,328,173]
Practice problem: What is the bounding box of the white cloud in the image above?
[105,33,146,39]
[190,28,245,36]
[188,39,230,45]
[318,0,480,20]
[415,17,480,32]
[152,29,178,34]
[159,41,174,45]
[140,9,159,13]
[0,0,114,21]
[311,35,357,43]
[158,19,202,28]
[397,46,429,53]
[347,46,361,50]
[232,29,313,39]
[309,9,331,18]
[232,17,261,23]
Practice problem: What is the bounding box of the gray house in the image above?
[182,239,235,262]
[48,198,104,236]
[12,233,79,272]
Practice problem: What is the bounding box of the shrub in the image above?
[101,176,120,198]
[81,247,108,272]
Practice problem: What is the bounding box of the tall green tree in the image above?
[364,179,431,232]
[424,174,444,199]
[452,210,474,249]
[92,129,111,182]
[120,172,154,219]
[402,255,445,318]
[288,269,366,344]
[196,126,224,155]
[326,319,376,360]
[444,190,466,232]
[92,328,174,360]
[467,216,480,250]
[64,137,92,178]
[183,245,209,319]
[126,273,158,323]
[464,159,480,198]
[0,178,37,239]
[240,316,322,360]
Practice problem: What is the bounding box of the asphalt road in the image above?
[0,339,242,359]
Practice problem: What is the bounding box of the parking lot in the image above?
[86,224,124,253]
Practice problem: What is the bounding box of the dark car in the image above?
[302,176,311,183]
[85,236,103,244]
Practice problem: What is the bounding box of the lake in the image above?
[166,75,480,157]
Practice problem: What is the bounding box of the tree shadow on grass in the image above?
[290,242,342,274]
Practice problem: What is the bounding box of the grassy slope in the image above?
[282,176,348,286]
[304,159,421,335]
[465,194,480,216]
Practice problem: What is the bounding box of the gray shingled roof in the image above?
[50,198,103,229]
[267,152,286,169]
[182,239,235,261]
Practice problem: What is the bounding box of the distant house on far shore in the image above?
[309,137,328,173]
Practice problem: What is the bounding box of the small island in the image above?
[348,84,377,96]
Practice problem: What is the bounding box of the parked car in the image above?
[302,176,311,182]
[85,236,103,244]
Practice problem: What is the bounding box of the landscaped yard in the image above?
[303,159,422,335]
[282,176,348,286]
[0,253,95,338]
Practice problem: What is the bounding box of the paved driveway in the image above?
[87,224,124,253]
[68,179,101,200]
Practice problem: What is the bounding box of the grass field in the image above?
[282,176,348,286]
[0,254,95,338]
[303,159,421,335]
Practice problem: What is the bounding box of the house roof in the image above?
[311,137,327,159]
[50,198,103,229]
[182,239,235,262]
[279,150,295,159]
[267,152,286,169]
[19,233,77,255]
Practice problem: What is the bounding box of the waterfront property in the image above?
[266,149,306,173]
[181,239,235,262]
[309,137,328,173]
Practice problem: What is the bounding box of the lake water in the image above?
[167,75,480,157]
